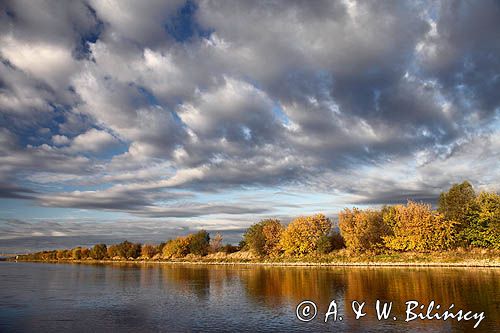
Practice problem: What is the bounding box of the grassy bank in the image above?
[10,249,500,267]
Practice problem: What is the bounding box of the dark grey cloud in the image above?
[39,187,269,218]
[0,183,36,200]
[0,218,250,252]
[419,0,500,117]
[131,204,270,218]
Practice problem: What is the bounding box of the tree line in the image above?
[18,231,238,261]
[16,181,499,261]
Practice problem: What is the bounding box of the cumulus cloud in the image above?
[69,128,118,153]
[1,0,500,251]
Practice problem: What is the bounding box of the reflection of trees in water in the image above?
[238,266,499,332]
[115,264,498,332]
[343,268,500,331]
[239,267,347,309]
[344,267,499,309]
[156,264,240,300]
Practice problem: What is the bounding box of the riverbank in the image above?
[9,249,500,267]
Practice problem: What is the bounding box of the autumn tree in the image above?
[383,201,457,251]
[243,219,284,256]
[338,208,389,252]
[262,220,284,256]
[107,244,119,258]
[80,247,90,259]
[141,244,159,259]
[71,247,82,260]
[162,237,190,258]
[279,214,331,256]
[90,244,107,260]
[381,205,397,230]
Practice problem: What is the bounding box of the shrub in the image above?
[383,201,457,251]
[279,214,331,256]
[243,219,284,256]
[221,244,239,254]
[338,208,389,252]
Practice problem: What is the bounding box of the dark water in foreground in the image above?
[0,262,498,332]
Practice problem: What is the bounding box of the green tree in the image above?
[316,235,332,254]
[243,222,266,255]
[461,192,500,248]
[438,181,476,224]
[90,244,107,260]
[188,230,210,256]
[243,219,284,256]
[238,240,247,251]
[115,240,141,259]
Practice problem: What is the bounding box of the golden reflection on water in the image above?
[100,263,499,331]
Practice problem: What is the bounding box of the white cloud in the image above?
[1,0,500,248]
[69,129,118,153]
[52,135,70,146]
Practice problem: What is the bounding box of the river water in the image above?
[0,262,498,332]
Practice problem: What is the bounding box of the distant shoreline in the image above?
[8,258,500,268]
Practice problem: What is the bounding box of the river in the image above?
[0,262,498,332]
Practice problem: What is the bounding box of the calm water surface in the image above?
[0,262,498,332]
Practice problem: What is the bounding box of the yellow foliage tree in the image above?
[162,237,190,258]
[383,201,457,251]
[279,214,331,256]
[338,208,389,252]
[141,244,158,259]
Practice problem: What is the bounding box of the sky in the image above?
[1,0,500,253]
